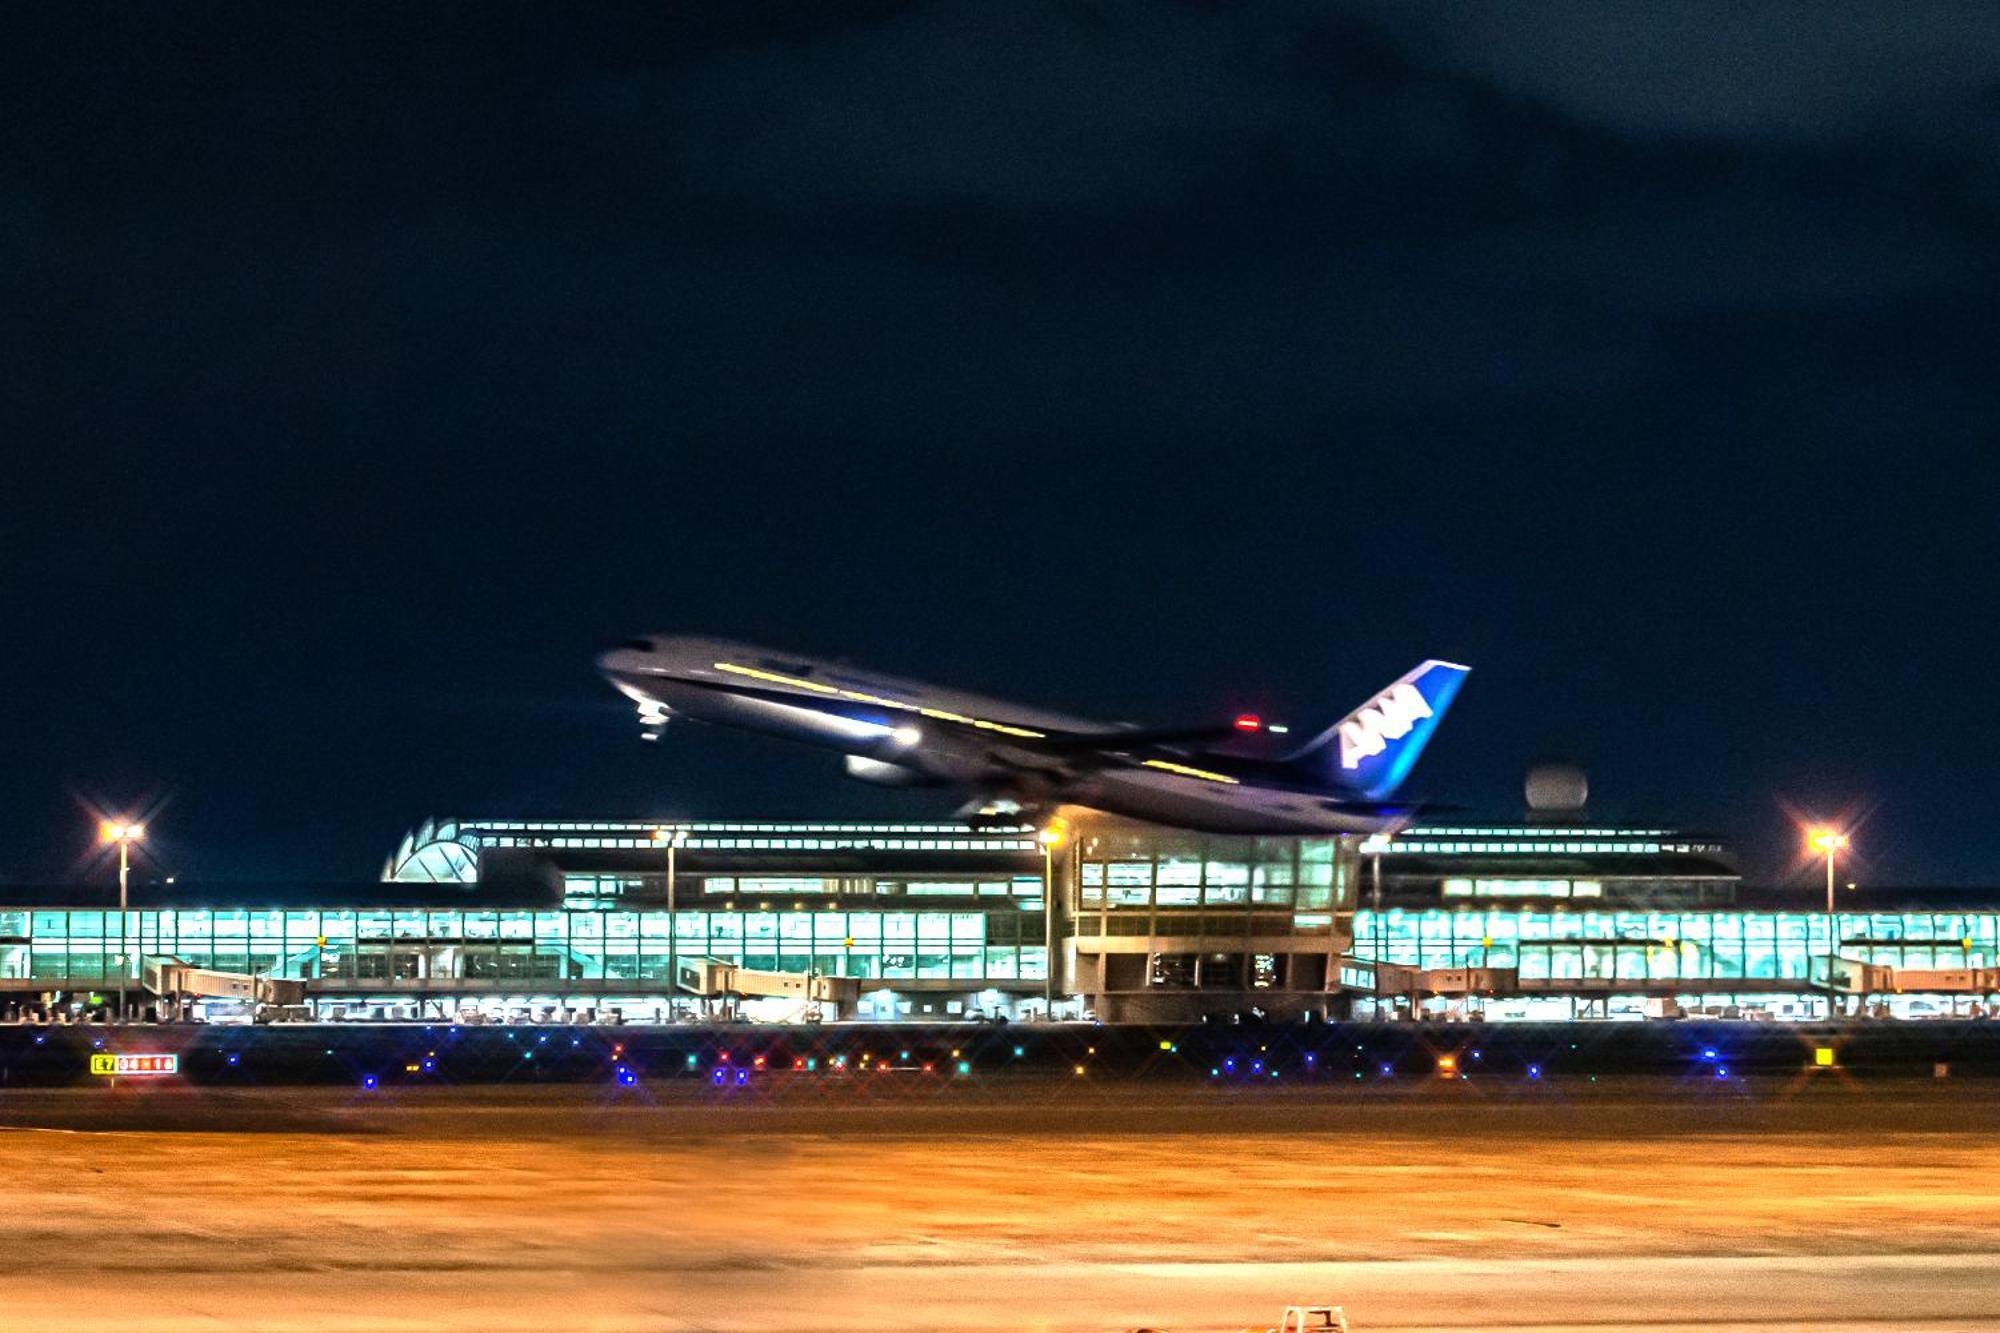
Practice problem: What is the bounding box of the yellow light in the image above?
[1073,1065,1086,1076]
[1436,1054,1459,1076]
[126,824,144,840]
[1814,1046,1835,1067]
[100,821,124,842]
[1140,759,1241,785]
[1809,829,1849,854]
[1037,820,1067,848]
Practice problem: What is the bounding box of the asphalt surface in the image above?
[3,1078,1999,1330]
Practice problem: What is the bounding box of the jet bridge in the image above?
[673,958,860,1021]
[143,958,308,1021]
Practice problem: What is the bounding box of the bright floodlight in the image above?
[1809,829,1848,854]
[100,820,144,843]
[1036,823,1066,848]
[890,725,922,747]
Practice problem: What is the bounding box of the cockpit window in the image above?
[621,638,655,653]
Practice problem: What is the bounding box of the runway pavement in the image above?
[2,1079,1997,1330]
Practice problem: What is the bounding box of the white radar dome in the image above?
[1525,764,1589,813]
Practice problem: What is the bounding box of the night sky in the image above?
[6,3,1997,886]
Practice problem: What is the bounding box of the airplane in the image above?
[596,635,1468,836]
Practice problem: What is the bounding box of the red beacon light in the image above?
[1234,714,1261,732]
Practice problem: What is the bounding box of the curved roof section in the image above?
[382,818,1041,883]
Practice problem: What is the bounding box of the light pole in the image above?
[99,821,145,1021]
[1361,833,1392,1019]
[1810,829,1849,1021]
[653,826,685,1023]
[1037,821,1067,1019]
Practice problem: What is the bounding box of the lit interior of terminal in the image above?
[3,814,1995,1023]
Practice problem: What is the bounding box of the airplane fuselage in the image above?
[598,636,1451,836]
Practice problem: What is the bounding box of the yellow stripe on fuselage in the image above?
[713,662,1045,739]
[1140,759,1240,785]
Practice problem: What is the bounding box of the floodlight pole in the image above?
[1369,834,1390,1020]
[1824,844,1837,1022]
[1042,842,1055,1015]
[664,830,679,1023]
[117,838,129,1023]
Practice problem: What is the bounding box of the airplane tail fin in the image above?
[1288,660,1470,800]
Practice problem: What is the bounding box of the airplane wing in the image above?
[1031,722,1251,755]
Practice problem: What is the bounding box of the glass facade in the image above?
[1352,909,2000,978]
[1076,835,1350,922]
[0,904,1046,987]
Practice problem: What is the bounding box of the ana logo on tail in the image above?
[1337,681,1435,770]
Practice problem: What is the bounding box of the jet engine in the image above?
[843,755,945,787]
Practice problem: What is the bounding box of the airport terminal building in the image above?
[1,811,1996,1022]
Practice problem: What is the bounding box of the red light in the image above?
[1234,714,1261,731]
